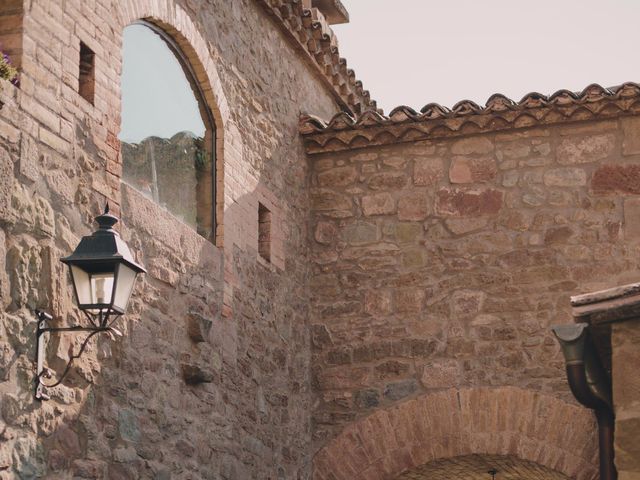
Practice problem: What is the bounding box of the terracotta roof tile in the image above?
[256,0,376,115]
[300,82,640,154]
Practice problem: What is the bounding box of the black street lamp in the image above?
[35,205,146,400]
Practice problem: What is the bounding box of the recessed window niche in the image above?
[79,42,95,104]
[119,22,216,241]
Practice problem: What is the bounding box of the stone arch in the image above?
[116,0,234,246]
[312,387,598,480]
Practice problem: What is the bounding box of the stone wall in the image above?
[0,0,339,479]
[612,320,640,480]
[308,116,640,446]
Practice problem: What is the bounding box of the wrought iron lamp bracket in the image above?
[34,309,121,401]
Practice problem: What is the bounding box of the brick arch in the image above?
[116,0,234,246]
[312,387,598,480]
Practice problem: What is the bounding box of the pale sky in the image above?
[120,24,205,143]
[334,0,640,114]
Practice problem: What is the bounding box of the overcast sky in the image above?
[334,0,639,114]
[120,25,205,143]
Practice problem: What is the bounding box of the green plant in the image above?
[0,50,19,86]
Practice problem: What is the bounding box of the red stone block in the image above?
[435,187,503,216]
[592,164,640,194]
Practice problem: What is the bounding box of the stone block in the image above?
[557,133,616,164]
[368,171,407,190]
[592,165,640,194]
[19,134,39,182]
[364,290,392,315]
[544,226,573,244]
[624,198,640,240]
[616,417,640,471]
[362,193,395,216]
[436,188,503,217]
[315,221,337,245]
[401,248,425,268]
[449,156,497,183]
[413,157,444,186]
[383,379,417,401]
[317,166,358,187]
[543,168,587,187]
[0,147,13,222]
[342,222,379,245]
[444,217,488,235]
[318,367,370,390]
[374,360,410,380]
[622,116,640,155]
[398,191,430,221]
[311,324,333,349]
[118,410,140,443]
[354,389,380,409]
[450,290,485,318]
[395,222,422,243]
[496,142,531,160]
[394,289,425,313]
[451,137,494,155]
[311,188,352,211]
[382,156,406,169]
[421,359,460,389]
[186,311,212,343]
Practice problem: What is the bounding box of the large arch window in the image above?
[120,22,216,240]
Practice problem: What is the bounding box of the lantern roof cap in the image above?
[60,204,146,273]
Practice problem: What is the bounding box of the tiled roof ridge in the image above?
[300,82,640,154]
[256,0,377,115]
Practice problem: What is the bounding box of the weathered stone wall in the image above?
[0,1,339,479]
[308,116,640,446]
[612,320,640,480]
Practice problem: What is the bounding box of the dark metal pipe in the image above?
[596,408,616,480]
[566,364,616,480]
[552,324,617,480]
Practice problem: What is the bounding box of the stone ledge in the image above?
[572,282,640,325]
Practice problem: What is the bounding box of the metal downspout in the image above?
[552,323,617,480]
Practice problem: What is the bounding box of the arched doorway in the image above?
[398,454,571,480]
[312,387,598,480]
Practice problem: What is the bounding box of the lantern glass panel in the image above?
[113,264,137,312]
[90,273,115,305]
[70,265,91,305]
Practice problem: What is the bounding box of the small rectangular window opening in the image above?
[258,203,271,263]
[79,41,95,104]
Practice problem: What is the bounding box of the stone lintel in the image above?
[571,282,640,325]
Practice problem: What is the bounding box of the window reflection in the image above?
[120,23,215,240]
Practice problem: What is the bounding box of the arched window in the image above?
[119,21,216,241]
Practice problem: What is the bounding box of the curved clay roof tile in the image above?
[298,114,328,134]
[518,92,549,109]
[388,106,421,123]
[612,82,640,98]
[580,83,612,102]
[484,93,517,112]
[548,88,580,105]
[358,110,387,127]
[451,99,482,116]
[420,103,451,119]
[327,111,356,130]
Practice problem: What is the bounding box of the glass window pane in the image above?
[70,266,91,305]
[120,24,214,239]
[113,264,137,312]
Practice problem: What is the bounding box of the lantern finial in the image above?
[95,204,118,232]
